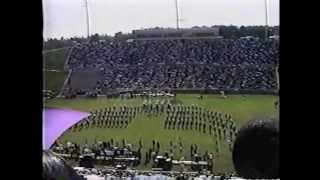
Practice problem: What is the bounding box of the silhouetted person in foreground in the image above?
[232,118,279,179]
[43,150,84,180]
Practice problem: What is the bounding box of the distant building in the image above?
[131,27,220,39]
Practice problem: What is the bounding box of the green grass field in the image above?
[43,48,70,92]
[45,94,278,173]
[43,48,70,70]
[43,71,68,92]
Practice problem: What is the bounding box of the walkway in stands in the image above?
[42,47,70,54]
[276,66,279,90]
[43,69,61,72]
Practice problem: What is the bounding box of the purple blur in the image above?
[43,108,89,150]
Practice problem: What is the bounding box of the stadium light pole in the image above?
[174,0,180,29]
[264,0,269,40]
[84,0,90,39]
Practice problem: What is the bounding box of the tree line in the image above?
[43,34,113,50]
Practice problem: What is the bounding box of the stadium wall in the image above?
[89,89,277,96]
[172,89,278,95]
[104,88,278,95]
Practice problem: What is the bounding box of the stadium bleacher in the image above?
[66,38,279,94]
[45,30,279,179]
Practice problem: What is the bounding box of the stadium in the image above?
[43,1,279,180]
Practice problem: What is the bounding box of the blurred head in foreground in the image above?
[232,118,279,179]
[43,150,83,180]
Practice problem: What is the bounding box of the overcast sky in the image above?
[43,0,279,39]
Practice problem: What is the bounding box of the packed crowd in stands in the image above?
[73,167,238,180]
[67,38,278,92]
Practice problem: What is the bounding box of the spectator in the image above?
[67,38,278,93]
[43,150,84,180]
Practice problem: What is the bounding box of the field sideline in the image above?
[44,94,278,173]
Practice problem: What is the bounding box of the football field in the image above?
[45,94,278,173]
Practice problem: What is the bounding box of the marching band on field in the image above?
[71,98,238,152]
